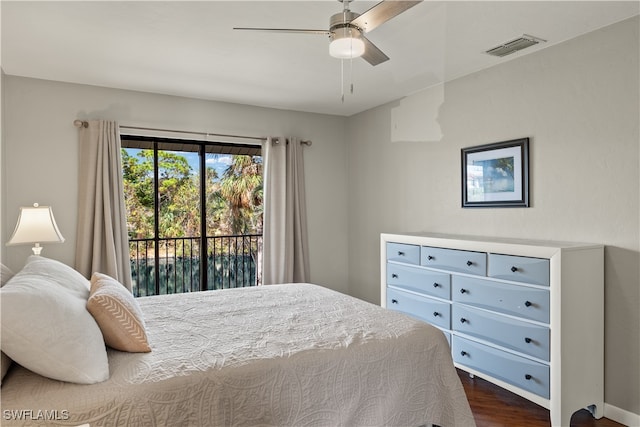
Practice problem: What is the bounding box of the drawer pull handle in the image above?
[427,255,434,261]
[397,251,405,256]
[433,282,440,288]
[524,300,532,307]
[460,318,468,323]
[391,274,398,279]
[460,288,468,294]
[466,260,473,266]
[524,337,532,343]
[433,312,440,317]
[460,351,468,356]
[511,266,518,272]
[525,374,533,380]
[391,299,398,304]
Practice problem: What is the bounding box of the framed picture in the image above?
[461,138,529,208]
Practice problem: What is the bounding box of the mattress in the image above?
[1,283,475,426]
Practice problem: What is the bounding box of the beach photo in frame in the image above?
[461,138,529,208]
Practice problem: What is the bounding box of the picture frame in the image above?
[461,138,529,208]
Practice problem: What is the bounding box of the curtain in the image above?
[262,137,310,285]
[75,120,133,291]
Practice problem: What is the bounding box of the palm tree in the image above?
[216,155,263,234]
[215,155,263,286]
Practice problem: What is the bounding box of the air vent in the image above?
[485,34,546,57]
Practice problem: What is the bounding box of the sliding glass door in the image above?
[121,136,263,296]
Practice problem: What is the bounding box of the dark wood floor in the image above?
[457,369,625,427]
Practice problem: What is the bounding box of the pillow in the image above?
[87,273,151,353]
[0,258,109,384]
[1,264,15,385]
[0,352,12,384]
[19,255,90,299]
[1,263,14,286]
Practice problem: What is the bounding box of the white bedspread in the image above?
[1,283,475,426]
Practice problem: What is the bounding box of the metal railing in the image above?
[129,234,262,297]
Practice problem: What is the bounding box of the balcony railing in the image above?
[129,234,262,297]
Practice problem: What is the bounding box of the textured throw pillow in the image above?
[1,264,15,385]
[0,258,109,384]
[87,273,151,353]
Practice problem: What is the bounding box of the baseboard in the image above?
[605,403,640,427]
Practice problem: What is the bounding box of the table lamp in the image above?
[6,203,65,255]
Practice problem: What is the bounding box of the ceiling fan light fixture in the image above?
[329,28,365,59]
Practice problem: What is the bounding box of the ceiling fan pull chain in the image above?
[341,58,345,103]
[349,28,353,95]
[350,46,355,95]
[350,62,354,95]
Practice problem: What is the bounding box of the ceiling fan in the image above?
[234,0,423,66]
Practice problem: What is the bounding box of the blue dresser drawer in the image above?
[488,254,550,286]
[386,243,420,265]
[452,305,550,361]
[387,263,451,300]
[452,276,550,323]
[453,336,550,399]
[421,246,487,276]
[387,287,450,330]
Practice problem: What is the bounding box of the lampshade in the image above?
[329,28,365,59]
[7,203,65,255]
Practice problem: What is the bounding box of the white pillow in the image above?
[1,263,14,286]
[0,352,11,384]
[0,258,109,384]
[1,263,15,385]
[19,255,90,299]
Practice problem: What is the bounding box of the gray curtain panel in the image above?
[262,137,310,285]
[75,120,133,291]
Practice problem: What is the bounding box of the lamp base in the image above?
[31,243,43,256]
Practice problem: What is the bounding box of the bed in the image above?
[1,258,475,427]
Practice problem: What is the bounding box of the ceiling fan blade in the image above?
[233,27,330,35]
[350,1,422,33]
[361,36,389,66]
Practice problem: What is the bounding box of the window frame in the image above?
[121,134,262,295]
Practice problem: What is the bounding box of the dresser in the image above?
[381,232,604,427]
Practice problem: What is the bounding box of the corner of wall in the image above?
[1,68,5,265]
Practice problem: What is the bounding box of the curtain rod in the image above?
[73,120,312,146]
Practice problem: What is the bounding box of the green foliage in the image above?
[122,149,154,238]
[215,155,263,234]
[121,148,263,241]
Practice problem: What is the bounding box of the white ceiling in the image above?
[2,1,638,116]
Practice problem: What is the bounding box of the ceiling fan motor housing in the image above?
[330,10,362,35]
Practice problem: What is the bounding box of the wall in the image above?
[1,0,5,262]
[1,70,4,265]
[347,16,639,420]
[0,11,3,266]
[2,78,350,294]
